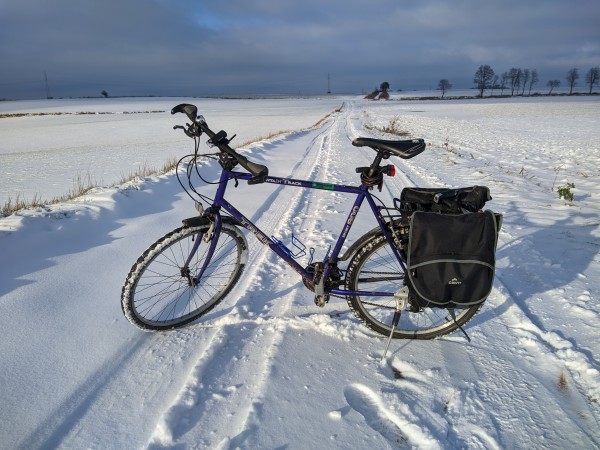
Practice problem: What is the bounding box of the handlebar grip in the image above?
[172,103,269,183]
[171,103,198,122]
[233,152,269,184]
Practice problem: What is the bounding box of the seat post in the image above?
[368,150,385,177]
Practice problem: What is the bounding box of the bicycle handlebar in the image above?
[171,103,269,184]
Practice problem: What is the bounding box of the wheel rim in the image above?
[348,237,478,338]
[129,227,243,328]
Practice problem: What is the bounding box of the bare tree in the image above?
[566,68,579,95]
[521,69,530,96]
[508,68,521,96]
[490,75,499,96]
[547,80,560,94]
[474,65,495,97]
[528,69,539,95]
[585,67,600,94]
[500,72,509,95]
[438,79,452,98]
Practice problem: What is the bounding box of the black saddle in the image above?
[352,137,426,159]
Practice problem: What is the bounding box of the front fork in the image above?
[181,210,223,287]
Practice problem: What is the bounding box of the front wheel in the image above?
[345,234,481,339]
[121,223,248,331]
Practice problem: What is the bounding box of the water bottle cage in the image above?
[271,233,307,259]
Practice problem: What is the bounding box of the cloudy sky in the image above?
[1,0,599,99]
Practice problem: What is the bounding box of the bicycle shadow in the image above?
[475,200,599,345]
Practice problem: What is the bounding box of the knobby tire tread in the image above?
[121,224,247,331]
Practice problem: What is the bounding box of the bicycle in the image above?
[121,103,500,342]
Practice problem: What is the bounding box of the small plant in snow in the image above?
[381,117,409,136]
[557,183,575,201]
[443,134,450,151]
[364,117,410,137]
[558,369,568,390]
[391,365,404,379]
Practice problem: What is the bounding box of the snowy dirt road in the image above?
[1,97,599,449]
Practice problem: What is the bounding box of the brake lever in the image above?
[173,124,202,138]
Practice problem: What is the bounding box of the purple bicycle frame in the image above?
[199,168,407,297]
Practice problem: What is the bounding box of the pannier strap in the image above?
[397,186,491,214]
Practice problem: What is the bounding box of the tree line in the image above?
[370,65,599,100]
[468,65,600,97]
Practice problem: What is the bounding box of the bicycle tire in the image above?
[121,223,248,331]
[345,233,481,339]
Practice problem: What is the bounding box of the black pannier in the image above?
[396,186,491,214]
[406,210,501,308]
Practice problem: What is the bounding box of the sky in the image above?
[0,0,599,99]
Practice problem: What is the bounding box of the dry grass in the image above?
[365,117,411,137]
[118,158,177,185]
[0,110,165,119]
[558,369,568,391]
[1,158,179,216]
[2,105,343,216]
[64,173,98,199]
[2,174,97,216]
[239,104,344,147]
[391,365,405,379]
[313,105,343,127]
[238,129,293,148]
[2,192,44,214]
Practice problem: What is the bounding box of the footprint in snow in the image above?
[343,384,408,447]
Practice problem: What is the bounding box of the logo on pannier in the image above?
[448,278,462,285]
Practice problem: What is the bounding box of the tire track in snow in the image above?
[491,277,600,428]
[47,108,345,449]
[315,104,478,448]
[470,282,600,447]
[336,101,600,448]
[146,109,348,448]
[33,325,232,449]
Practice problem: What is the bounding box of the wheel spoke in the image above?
[122,225,247,331]
[346,234,481,339]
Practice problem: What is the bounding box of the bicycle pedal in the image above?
[314,294,329,307]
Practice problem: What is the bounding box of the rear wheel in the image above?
[121,224,247,331]
[345,234,481,339]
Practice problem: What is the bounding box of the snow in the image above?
[1,95,599,449]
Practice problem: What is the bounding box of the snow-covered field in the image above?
[0,97,344,206]
[1,95,599,449]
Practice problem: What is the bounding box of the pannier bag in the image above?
[407,210,502,308]
[397,186,491,214]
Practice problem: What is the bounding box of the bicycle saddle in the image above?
[352,137,426,159]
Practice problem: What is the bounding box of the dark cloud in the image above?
[1,0,598,99]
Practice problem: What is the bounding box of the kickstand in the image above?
[381,287,408,363]
[448,308,471,342]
